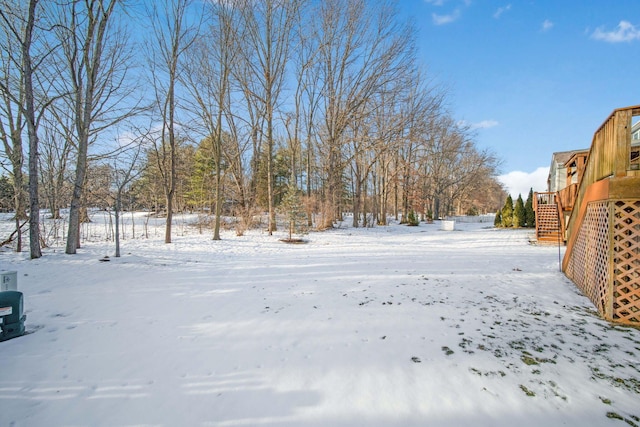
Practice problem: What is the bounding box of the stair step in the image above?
[535,202,562,244]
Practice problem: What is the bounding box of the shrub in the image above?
[407,209,419,226]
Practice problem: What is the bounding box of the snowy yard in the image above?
[1,214,639,426]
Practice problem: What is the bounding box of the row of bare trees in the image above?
[0,0,506,258]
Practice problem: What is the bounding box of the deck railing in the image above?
[534,191,555,206]
[557,183,578,212]
[566,106,640,245]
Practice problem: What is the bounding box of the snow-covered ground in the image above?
[1,212,639,427]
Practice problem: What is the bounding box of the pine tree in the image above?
[514,194,526,227]
[0,175,14,212]
[279,181,306,241]
[501,195,514,227]
[525,188,535,228]
[186,137,215,211]
[494,210,502,227]
[407,209,419,226]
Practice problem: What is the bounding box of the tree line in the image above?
[494,189,536,229]
[0,0,507,258]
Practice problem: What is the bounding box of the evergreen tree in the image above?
[525,188,535,228]
[466,206,479,216]
[256,147,290,210]
[407,209,419,226]
[494,209,502,227]
[501,195,514,227]
[0,175,14,212]
[514,194,526,227]
[185,137,215,211]
[279,181,306,241]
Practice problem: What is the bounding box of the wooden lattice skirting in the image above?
[565,199,640,324]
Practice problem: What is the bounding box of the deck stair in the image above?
[536,203,562,243]
[534,192,564,245]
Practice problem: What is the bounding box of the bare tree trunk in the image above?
[12,151,25,252]
[393,155,399,221]
[352,172,361,228]
[20,0,42,258]
[147,0,197,244]
[266,100,276,234]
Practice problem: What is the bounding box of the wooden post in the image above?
[614,109,631,178]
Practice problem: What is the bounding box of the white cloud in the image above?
[541,19,554,32]
[432,9,461,25]
[498,166,549,199]
[493,4,511,19]
[591,20,640,42]
[457,119,499,130]
[471,120,499,130]
[424,0,446,5]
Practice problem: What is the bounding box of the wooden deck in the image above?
[561,105,640,324]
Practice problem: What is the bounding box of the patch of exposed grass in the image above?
[605,412,639,426]
[509,340,526,350]
[591,367,640,394]
[442,346,454,356]
[606,412,623,420]
[459,338,475,354]
[594,343,611,353]
[599,397,612,405]
[519,384,535,397]
[469,367,506,378]
[521,351,557,366]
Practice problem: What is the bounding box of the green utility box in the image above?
[0,291,26,341]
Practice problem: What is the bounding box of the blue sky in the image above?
[398,0,640,197]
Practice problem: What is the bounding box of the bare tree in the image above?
[51,0,138,254]
[391,74,444,222]
[0,0,53,258]
[235,0,301,235]
[146,0,199,244]
[447,143,501,216]
[0,8,27,251]
[39,110,72,219]
[111,140,142,257]
[419,116,487,218]
[220,93,255,235]
[180,0,237,240]
[313,0,413,228]
[288,5,321,227]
